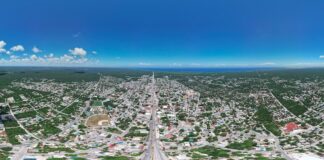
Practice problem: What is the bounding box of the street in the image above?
[143,73,168,160]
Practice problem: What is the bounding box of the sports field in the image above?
[85,114,110,127]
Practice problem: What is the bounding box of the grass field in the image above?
[91,100,102,107]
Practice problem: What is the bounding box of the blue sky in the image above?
[1,0,324,67]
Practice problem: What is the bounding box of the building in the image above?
[284,122,299,133]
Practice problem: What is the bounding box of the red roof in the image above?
[285,122,298,132]
[165,133,173,139]
[116,136,123,141]
[108,144,116,149]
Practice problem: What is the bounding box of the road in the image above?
[143,73,168,160]
[7,104,40,141]
[11,146,28,160]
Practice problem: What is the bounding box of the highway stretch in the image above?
[143,73,168,160]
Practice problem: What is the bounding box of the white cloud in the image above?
[61,54,74,62]
[0,53,94,66]
[170,63,182,67]
[10,55,18,59]
[32,46,42,53]
[44,53,54,58]
[0,41,6,49]
[138,62,151,66]
[69,47,87,57]
[10,45,24,52]
[320,55,324,59]
[0,43,97,66]
[0,41,7,53]
[73,58,88,64]
[30,54,38,61]
[0,49,6,53]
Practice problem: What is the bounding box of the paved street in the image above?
[143,73,168,160]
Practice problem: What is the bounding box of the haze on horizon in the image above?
[1,0,324,68]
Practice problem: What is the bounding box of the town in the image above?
[0,69,324,160]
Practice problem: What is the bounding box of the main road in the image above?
[143,73,168,160]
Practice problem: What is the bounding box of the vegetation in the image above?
[191,153,208,159]
[91,100,102,106]
[192,146,229,159]
[125,127,148,137]
[226,139,257,150]
[106,127,122,134]
[2,120,19,128]
[62,102,80,114]
[47,158,67,160]
[268,82,308,116]
[38,145,74,153]
[5,127,26,144]
[100,156,129,160]
[255,106,281,136]
[176,112,187,121]
[15,110,37,119]
[39,120,62,136]
[0,147,11,160]
[116,117,131,130]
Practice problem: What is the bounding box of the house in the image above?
[7,97,15,104]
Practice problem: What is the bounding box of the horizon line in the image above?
[1,65,324,69]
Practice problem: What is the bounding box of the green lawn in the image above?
[91,100,102,107]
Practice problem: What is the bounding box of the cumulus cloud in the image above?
[10,55,18,59]
[32,46,42,53]
[61,54,74,62]
[30,54,38,61]
[0,53,94,66]
[44,53,54,58]
[0,41,6,49]
[69,47,87,57]
[10,45,24,52]
[0,41,97,66]
[0,40,8,54]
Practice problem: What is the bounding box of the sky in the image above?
[1,0,324,67]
